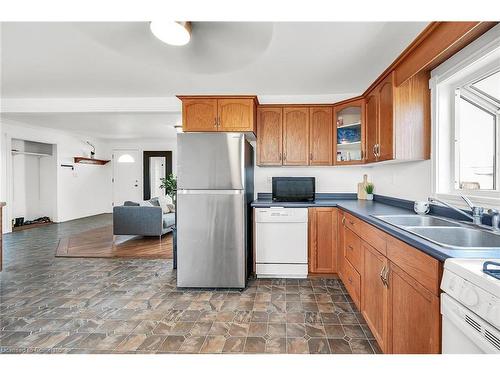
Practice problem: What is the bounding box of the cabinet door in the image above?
[308,207,338,274]
[283,107,309,165]
[257,107,283,166]
[361,242,389,353]
[218,98,255,132]
[388,262,440,354]
[309,107,333,165]
[377,74,394,161]
[182,98,218,132]
[365,93,378,163]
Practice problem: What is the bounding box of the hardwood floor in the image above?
[55,225,172,259]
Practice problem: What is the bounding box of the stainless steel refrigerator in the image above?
[176,133,254,288]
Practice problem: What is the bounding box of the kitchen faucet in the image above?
[488,209,500,232]
[428,195,484,225]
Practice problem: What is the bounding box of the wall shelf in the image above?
[74,157,110,165]
[12,150,51,157]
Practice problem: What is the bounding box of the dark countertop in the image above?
[251,195,500,262]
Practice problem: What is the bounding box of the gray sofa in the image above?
[113,198,175,237]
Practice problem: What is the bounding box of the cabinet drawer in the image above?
[344,227,361,273]
[386,237,441,295]
[343,258,361,309]
[344,211,387,256]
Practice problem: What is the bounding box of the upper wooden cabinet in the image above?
[308,207,338,274]
[365,70,430,162]
[334,98,365,165]
[309,107,333,165]
[377,75,394,161]
[365,93,378,164]
[178,96,257,133]
[283,107,310,166]
[257,107,283,166]
[181,98,218,132]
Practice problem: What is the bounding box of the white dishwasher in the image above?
[255,207,308,278]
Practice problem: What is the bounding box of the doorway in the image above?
[143,151,173,200]
[112,149,142,206]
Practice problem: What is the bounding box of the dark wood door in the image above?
[308,207,338,274]
[309,107,333,165]
[388,262,440,354]
[365,93,378,163]
[217,98,255,132]
[182,98,218,132]
[377,74,394,161]
[361,242,389,353]
[257,107,283,166]
[283,107,309,165]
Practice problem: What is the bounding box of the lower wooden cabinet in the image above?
[308,207,338,274]
[388,262,441,354]
[338,209,442,354]
[361,241,389,353]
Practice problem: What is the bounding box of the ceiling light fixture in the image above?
[150,21,192,46]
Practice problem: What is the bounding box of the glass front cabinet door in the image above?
[333,98,365,165]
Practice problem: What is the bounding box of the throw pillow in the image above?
[166,203,175,213]
[139,200,154,207]
[158,196,171,214]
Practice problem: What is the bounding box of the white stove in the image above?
[441,258,500,353]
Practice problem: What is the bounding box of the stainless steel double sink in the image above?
[374,215,500,250]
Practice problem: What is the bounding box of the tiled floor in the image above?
[0,214,380,354]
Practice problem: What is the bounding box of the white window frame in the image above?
[431,24,500,210]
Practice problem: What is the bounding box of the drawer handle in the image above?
[379,264,389,287]
[349,220,354,225]
[348,277,353,284]
[348,245,354,251]
[342,216,346,225]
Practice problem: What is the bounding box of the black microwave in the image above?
[272,177,315,202]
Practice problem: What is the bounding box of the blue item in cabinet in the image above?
[337,126,361,144]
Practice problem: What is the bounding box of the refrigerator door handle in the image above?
[177,190,245,195]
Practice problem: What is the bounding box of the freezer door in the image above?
[177,133,245,190]
[177,190,246,288]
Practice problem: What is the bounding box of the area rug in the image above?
[55,225,172,259]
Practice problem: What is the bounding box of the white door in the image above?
[149,156,166,198]
[113,149,142,206]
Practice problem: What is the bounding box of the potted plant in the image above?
[160,173,177,205]
[365,183,374,201]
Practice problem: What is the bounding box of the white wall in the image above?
[254,160,432,202]
[108,138,177,203]
[1,119,113,232]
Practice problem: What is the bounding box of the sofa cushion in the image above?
[149,197,160,206]
[124,201,140,206]
[163,213,176,228]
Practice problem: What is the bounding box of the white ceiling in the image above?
[2,112,180,140]
[1,22,428,98]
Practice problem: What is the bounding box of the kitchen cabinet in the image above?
[377,74,394,161]
[283,107,310,166]
[334,98,365,165]
[364,70,430,162]
[257,107,283,166]
[181,98,218,132]
[178,96,258,133]
[309,107,333,165]
[308,207,338,274]
[388,262,440,354]
[361,241,389,353]
[218,98,256,132]
[338,209,442,354]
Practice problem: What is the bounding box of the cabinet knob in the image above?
[214,117,217,128]
[310,153,313,161]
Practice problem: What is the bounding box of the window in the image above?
[432,28,500,208]
[455,87,497,191]
[117,154,135,163]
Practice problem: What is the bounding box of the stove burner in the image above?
[483,261,500,281]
